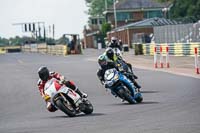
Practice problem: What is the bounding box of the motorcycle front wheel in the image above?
[55,99,76,117]
[82,100,93,115]
[118,88,135,104]
[134,93,143,103]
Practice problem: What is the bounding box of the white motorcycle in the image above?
[113,47,123,58]
[44,78,93,117]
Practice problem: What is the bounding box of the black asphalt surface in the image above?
[0,49,200,133]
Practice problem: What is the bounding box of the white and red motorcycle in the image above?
[44,78,93,117]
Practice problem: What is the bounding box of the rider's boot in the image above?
[128,75,141,89]
[133,80,141,90]
[133,74,138,79]
[75,88,88,98]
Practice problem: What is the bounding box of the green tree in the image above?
[156,0,200,22]
[170,0,200,22]
[101,22,111,37]
[0,37,9,46]
[85,0,113,16]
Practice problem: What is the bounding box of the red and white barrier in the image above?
[154,46,158,68]
[154,45,170,69]
[194,47,199,74]
[160,46,163,68]
[166,46,170,68]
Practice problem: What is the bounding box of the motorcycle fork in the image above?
[60,93,67,101]
[54,93,66,101]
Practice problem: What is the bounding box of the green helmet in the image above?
[98,54,107,66]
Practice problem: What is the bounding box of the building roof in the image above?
[110,17,178,32]
[106,0,170,12]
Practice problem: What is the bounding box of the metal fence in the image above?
[153,20,200,43]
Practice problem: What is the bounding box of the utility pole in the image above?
[105,0,108,10]
[113,0,118,28]
[53,24,55,40]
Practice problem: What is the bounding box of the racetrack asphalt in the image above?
[0,49,200,133]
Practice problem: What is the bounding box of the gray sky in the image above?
[0,0,89,39]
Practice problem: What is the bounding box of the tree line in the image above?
[85,0,200,38]
[0,36,36,46]
[85,0,200,21]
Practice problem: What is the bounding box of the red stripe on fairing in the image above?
[54,81,62,91]
[69,90,77,97]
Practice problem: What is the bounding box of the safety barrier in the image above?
[134,43,200,56]
[153,45,170,68]
[194,48,199,74]
[22,43,68,56]
[154,47,158,68]
[0,47,6,54]
[135,43,200,74]
[0,46,21,53]
[47,45,67,56]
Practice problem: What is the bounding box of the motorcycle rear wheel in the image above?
[55,99,76,117]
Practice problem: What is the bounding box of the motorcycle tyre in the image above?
[55,99,76,117]
[135,93,143,103]
[118,89,135,104]
[82,100,93,115]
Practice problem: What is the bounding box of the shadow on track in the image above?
[109,101,159,106]
[140,90,159,93]
[136,101,159,105]
[49,113,105,119]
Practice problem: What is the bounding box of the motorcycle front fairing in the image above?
[104,68,135,97]
[44,78,82,108]
[118,73,135,96]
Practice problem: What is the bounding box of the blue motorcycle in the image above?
[104,68,143,104]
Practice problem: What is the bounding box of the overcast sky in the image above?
[0,0,89,39]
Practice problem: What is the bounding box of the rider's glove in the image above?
[82,92,88,98]
[100,80,105,85]
[59,76,66,84]
[43,94,50,102]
